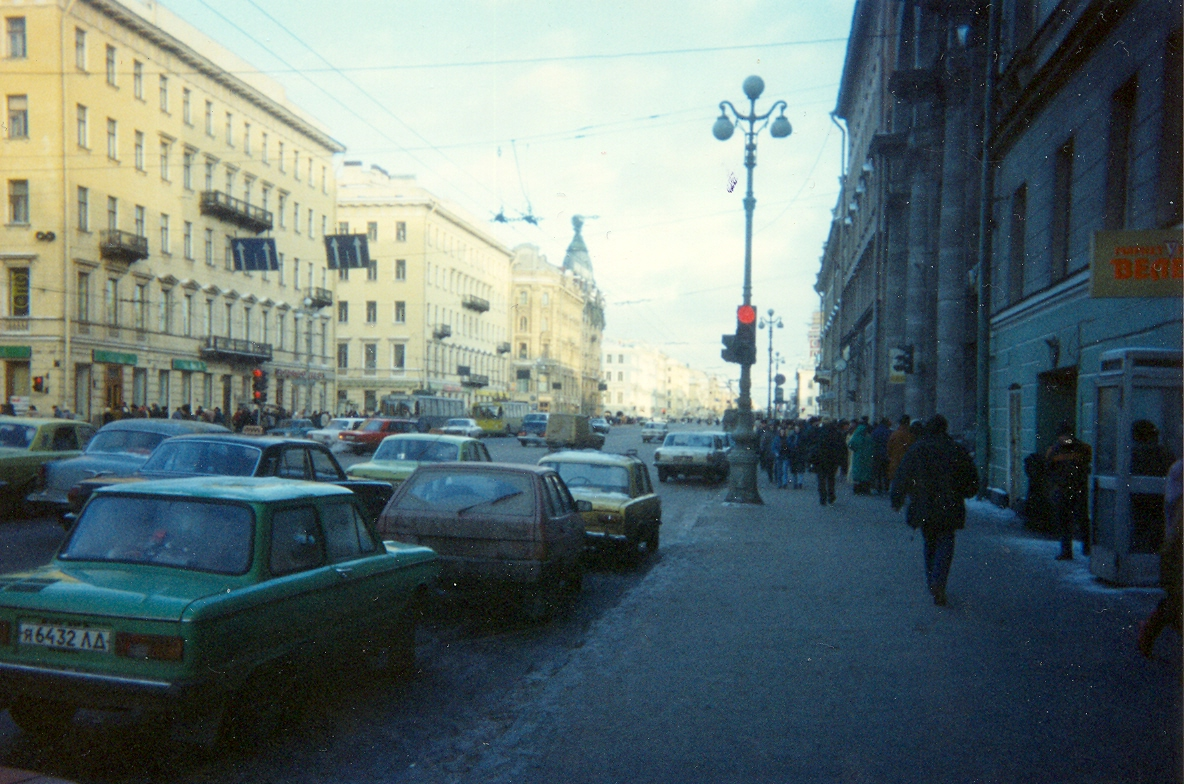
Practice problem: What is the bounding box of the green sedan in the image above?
[0,476,438,746]
[347,433,492,486]
[0,416,96,517]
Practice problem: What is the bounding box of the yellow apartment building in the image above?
[334,163,513,414]
[1,0,342,421]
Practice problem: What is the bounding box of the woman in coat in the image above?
[847,420,875,494]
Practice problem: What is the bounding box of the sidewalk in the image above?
[469,476,1183,783]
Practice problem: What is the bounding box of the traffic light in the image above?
[32,376,44,393]
[721,304,758,365]
[721,333,740,363]
[251,368,269,402]
[891,345,915,374]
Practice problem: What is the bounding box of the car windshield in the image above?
[87,429,167,456]
[141,441,261,475]
[361,420,388,432]
[374,439,459,462]
[445,419,468,427]
[664,434,715,448]
[396,471,534,515]
[0,423,36,449]
[326,419,356,431]
[550,462,629,493]
[60,496,253,574]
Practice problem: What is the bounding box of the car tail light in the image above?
[115,632,184,662]
[0,620,10,646]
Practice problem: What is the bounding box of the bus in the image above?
[472,400,531,436]
[380,394,466,431]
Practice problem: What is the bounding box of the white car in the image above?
[439,417,484,438]
[305,417,366,447]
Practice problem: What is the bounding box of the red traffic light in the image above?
[252,368,264,378]
[737,304,756,325]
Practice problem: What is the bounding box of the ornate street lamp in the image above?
[759,308,783,419]
[713,75,792,504]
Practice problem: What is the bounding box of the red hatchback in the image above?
[337,418,418,454]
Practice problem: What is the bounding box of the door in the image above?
[5,360,29,402]
[104,365,123,411]
[1007,388,1023,506]
[222,375,233,415]
[1035,367,1077,455]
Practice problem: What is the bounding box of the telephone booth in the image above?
[1090,348,1183,586]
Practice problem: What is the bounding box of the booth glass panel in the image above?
[1095,386,1120,474]
[1093,487,1116,550]
[1130,493,1165,553]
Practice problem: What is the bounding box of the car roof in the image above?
[93,475,352,502]
[362,417,416,423]
[409,461,553,477]
[539,450,641,467]
[96,419,229,435]
[380,433,476,445]
[0,416,88,427]
[154,433,314,448]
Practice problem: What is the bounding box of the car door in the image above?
[319,499,409,637]
[274,446,312,480]
[542,473,584,563]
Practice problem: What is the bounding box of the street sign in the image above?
[324,234,371,269]
[231,238,279,271]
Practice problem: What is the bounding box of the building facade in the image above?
[600,338,728,421]
[1,0,341,421]
[334,163,513,414]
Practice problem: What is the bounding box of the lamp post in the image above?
[759,308,783,419]
[713,75,792,504]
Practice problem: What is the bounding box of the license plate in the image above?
[674,455,693,462]
[19,623,113,653]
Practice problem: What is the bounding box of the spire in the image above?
[562,215,595,280]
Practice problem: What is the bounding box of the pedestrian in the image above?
[1130,419,1175,477]
[1045,421,1092,560]
[788,420,807,489]
[811,419,847,506]
[889,414,979,606]
[776,424,793,489]
[1138,459,1183,658]
[759,421,776,483]
[872,417,892,493]
[847,417,874,495]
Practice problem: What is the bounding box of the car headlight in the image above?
[654,450,663,460]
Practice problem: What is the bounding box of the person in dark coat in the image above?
[889,414,979,606]
[812,420,848,506]
[1138,458,1183,657]
[1045,421,1092,560]
[871,417,893,493]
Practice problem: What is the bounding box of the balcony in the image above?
[497,342,512,354]
[199,191,273,233]
[461,294,490,313]
[303,287,333,310]
[199,335,273,364]
[433,324,452,340]
[99,230,149,263]
[461,373,489,388]
[597,382,608,391]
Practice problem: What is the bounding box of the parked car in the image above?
[347,434,492,487]
[266,418,318,438]
[544,414,604,451]
[0,476,439,745]
[338,418,419,454]
[517,412,550,447]
[67,435,395,525]
[653,431,731,483]
[438,418,484,439]
[305,417,366,448]
[538,450,661,558]
[0,417,97,518]
[589,417,611,436]
[26,418,229,521]
[376,463,586,618]
[640,420,669,443]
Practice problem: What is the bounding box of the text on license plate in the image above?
[674,456,693,462]
[20,623,113,653]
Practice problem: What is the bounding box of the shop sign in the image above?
[92,350,137,366]
[1091,230,1183,297]
[171,359,208,372]
[274,369,327,381]
[0,346,32,360]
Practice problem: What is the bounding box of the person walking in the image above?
[847,418,875,495]
[812,419,847,506]
[1045,421,1092,560]
[886,414,915,484]
[889,414,979,606]
[1138,459,1183,657]
[788,421,807,489]
[775,424,793,489]
[872,417,892,494]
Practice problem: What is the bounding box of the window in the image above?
[337,301,348,323]
[133,283,146,330]
[337,343,348,369]
[364,343,377,371]
[366,301,377,323]
[225,112,233,145]
[338,264,349,282]
[105,45,116,85]
[10,267,28,317]
[269,507,324,575]
[134,130,144,170]
[134,205,145,238]
[278,141,285,172]
[183,293,192,336]
[74,28,86,70]
[106,117,116,158]
[519,291,528,306]
[160,214,170,254]
[278,193,287,228]
[243,122,251,155]
[618,354,624,363]
[393,344,405,369]
[182,150,193,189]
[133,60,143,100]
[158,75,168,113]
[395,259,406,280]
[307,158,314,187]
[77,186,89,232]
[605,354,612,364]
[204,228,213,265]
[105,278,118,325]
[396,221,406,242]
[183,221,193,259]
[182,88,191,124]
[518,343,528,360]
[76,104,88,148]
[6,95,26,138]
[1104,77,1137,231]
[308,208,314,238]
[77,271,90,322]
[321,214,326,239]
[159,140,170,181]
[293,201,300,233]
[7,17,26,59]
[1051,136,1074,281]
[395,301,406,323]
[367,259,377,281]
[293,150,300,180]
[261,132,269,163]
[1007,184,1027,306]
[8,179,28,223]
[1158,28,1182,228]
[106,196,117,231]
[204,158,214,191]
[204,100,213,135]
[160,287,172,333]
[618,372,624,382]
[519,316,527,331]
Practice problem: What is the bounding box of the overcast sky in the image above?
[162,0,855,405]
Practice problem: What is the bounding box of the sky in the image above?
[160,0,856,406]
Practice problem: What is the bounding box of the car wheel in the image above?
[657,468,668,483]
[9,698,75,739]
[644,524,660,554]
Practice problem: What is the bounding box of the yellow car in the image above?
[539,450,661,559]
[347,433,491,487]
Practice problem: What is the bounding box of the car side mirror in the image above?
[575,500,593,512]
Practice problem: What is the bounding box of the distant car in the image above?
[376,463,586,619]
[0,417,97,518]
[653,431,731,483]
[26,418,229,521]
[517,412,550,446]
[338,418,419,454]
[544,414,604,451]
[439,418,484,439]
[539,450,660,559]
[640,420,669,443]
[347,434,492,487]
[305,417,366,447]
[0,476,439,745]
[67,434,395,525]
[265,418,318,439]
[589,417,611,436]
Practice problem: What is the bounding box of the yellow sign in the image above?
[1090,230,1183,298]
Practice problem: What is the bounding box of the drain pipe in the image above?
[974,0,1000,494]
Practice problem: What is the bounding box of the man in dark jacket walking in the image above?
[889,414,978,606]
[812,419,848,506]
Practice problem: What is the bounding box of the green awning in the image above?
[171,359,208,372]
[93,350,137,366]
[0,346,32,360]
